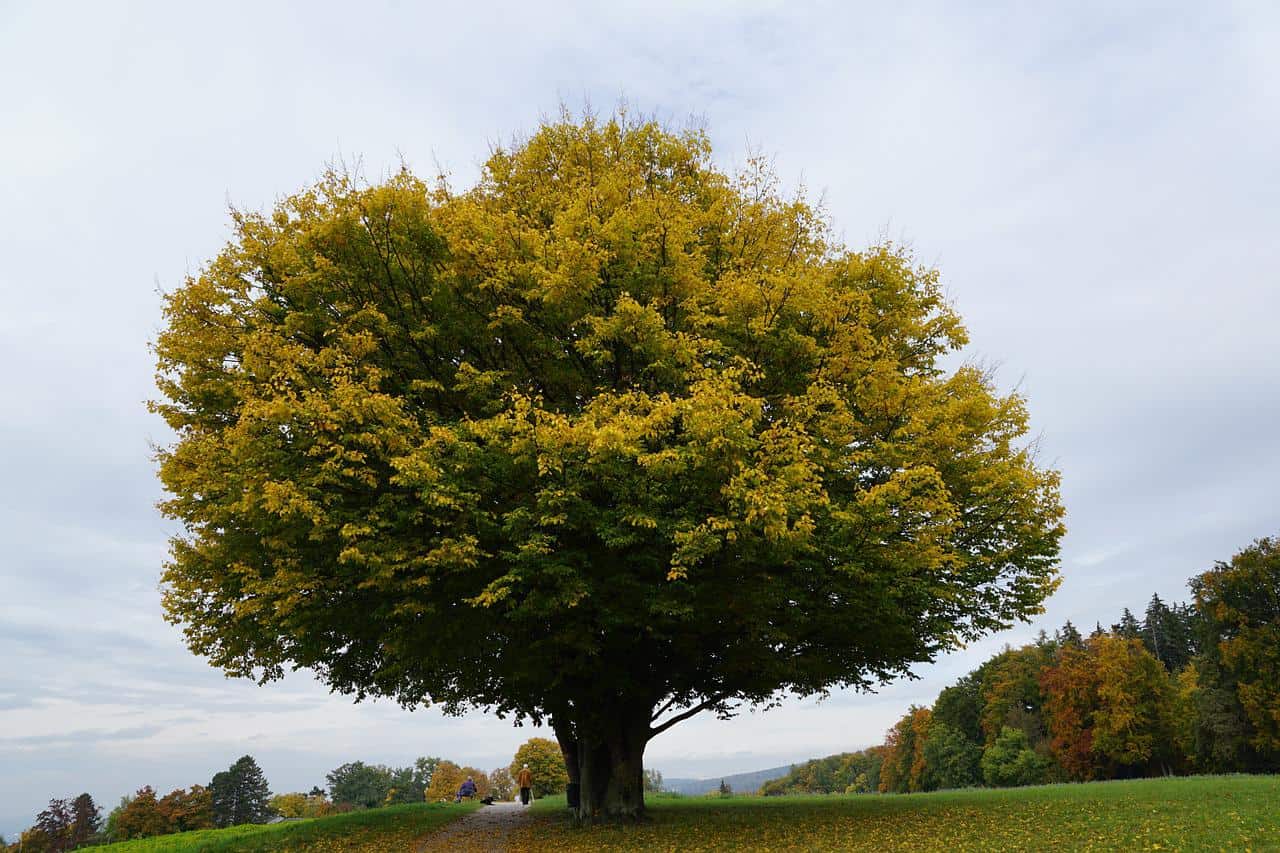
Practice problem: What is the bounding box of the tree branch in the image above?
[648,694,727,739]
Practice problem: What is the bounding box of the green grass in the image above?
[94,801,479,852]
[517,776,1279,851]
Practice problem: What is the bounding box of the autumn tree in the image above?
[153,112,1064,819]
[1090,636,1176,776]
[879,706,932,793]
[157,785,213,832]
[1191,536,1280,768]
[423,761,489,801]
[423,761,464,802]
[33,799,71,852]
[269,792,309,818]
[980,643,1054,748]
[1211,539,1280,737]
[510,737,570,799]
[1040,639,1100,780]
[115,787,169,841]
[66,794,101,848]
[490,767,516,801]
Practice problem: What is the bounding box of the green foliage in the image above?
[324,756,439,808]
[152,112,1065,817]
[210,756,271,827]
[104,795,133,843]
[931,672,985,745]
[758,748,885,796]
[979,643,1053,748]
[510,737,569,798]
[325,761,392,809]
[980,727,1051,788]
[1140,594,1196,672]
[1112,608,1141,640]
[268,792,332,819]
[1192,536,1280,764]
[921,723,982,790]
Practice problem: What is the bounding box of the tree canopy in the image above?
[153,112,1064,817]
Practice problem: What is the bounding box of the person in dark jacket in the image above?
[455,776,478,802]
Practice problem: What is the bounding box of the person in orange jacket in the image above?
[516,763,534,805]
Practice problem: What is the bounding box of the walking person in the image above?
[517,763,533,806]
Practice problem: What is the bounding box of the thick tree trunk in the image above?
[555,711,650,822]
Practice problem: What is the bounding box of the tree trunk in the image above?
[556,711,650,822]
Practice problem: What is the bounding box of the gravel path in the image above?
[414,801,536,852]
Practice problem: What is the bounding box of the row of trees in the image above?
[8,756,269,851]
[9,738,572,849]
[763,536,1280,795]
[320,738,570,807]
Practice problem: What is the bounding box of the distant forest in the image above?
[762,535,1280,795]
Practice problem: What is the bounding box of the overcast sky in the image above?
[2,0,1278,837]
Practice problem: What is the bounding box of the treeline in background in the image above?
[6,738,567,851]
[762,535,1280,795]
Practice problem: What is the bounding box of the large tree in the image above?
[154,114,1064,819]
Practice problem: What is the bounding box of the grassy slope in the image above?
[93,801,479,852]
[517,776,1278,851]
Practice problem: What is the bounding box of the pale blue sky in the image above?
[2,0,1278,837]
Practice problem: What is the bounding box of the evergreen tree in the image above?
[68,793,101,849]
[1139,593,1198,672]
[1141,593,1169,664]
[1112,608,1141,639]
[1091,622,1106,639]
[211,755,271,827]
[1056,620,1083,648]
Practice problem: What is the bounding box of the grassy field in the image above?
[515,775,1279,851]
[92,801,479,852]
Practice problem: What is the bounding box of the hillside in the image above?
[517,776,1279,851]
[662,764,793,795]
[89,801,476,852]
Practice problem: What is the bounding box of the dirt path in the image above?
[414,801,536,852]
